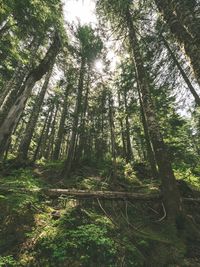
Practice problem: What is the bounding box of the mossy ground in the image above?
[0,160,200,266]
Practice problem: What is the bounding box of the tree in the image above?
[0,33,61,158]
[63,25,103,177]
[155,0,200,86]
[97,0,181,222]
[17,63,54,161]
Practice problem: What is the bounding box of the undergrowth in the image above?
[0,161,200,266]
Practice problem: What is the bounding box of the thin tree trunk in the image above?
[63,58,86,177]
[37,103,55,160]
[123,90,133,161]
[108,93,117,182]
[117,92,127,159]
[33,114,49,162]
[45,101,59,159]
[53,85,70,160]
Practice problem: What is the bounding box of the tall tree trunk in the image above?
[45,101,59,159]
[17,64,54,161]
[117,91,127,160]
[139,93,159,179]
[155,0,200,86]
[123,90,133,162]
[53,84,70,160]
[126,7,181,221]
[161,34,200,106]
[108,93,117,182]
[0,67,29,125]
[0,33,61,158]
[0,38,40,110]
[32,114,49,162]
[76,74,90,162]
[38,103,55,159]
[63,57,86,177]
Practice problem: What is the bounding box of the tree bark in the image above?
[161,34,200,106]
[139,93,159,180]
[17,64,54,161]
[108,93,117,182]
[32,113,49,162]
[45,101,59,159]
[123,89,133,161]
[53,85,70,160]
[76,74,90,162]
[0,33,61,158]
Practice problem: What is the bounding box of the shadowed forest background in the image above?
[0,0,200,266]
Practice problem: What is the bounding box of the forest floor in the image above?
[0,160,200,266]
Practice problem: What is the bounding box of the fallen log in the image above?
[0,187,161,201]
[42,188,161,201]
[1,187,199,203]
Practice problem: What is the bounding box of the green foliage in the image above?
[174,167,200,189]
[0,256,17,267]
[76,25,103,63]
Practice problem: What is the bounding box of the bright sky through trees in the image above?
[62,0,119,72]
[62,0,97,25]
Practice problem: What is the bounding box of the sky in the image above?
[62,0,97,25]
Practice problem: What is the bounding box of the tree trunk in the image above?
[17,64,54,161]
[0,38,40,111]
[155,0,200,86]
[35,102,55,161]
[76,74,90,162]
[0,67,29,125]
[32,114,49,162]
[45,101,59,159]
[123,90,133,161]
[53,85,70,160]
[161,34,200,106]
[0,33,61,158]
[63,57,86,177]
[126,7,182,221]
[139,93,159,179]
[108,93,117,182]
